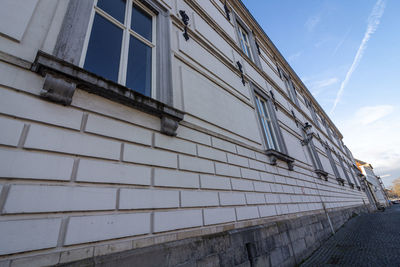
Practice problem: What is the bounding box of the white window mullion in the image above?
[119,0,132,85]
[79,0,97,67]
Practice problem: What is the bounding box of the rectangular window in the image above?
[301,128,327,179]
[322,119,333,140]
[81,0,156,97]
[338,156,353,187]
[283,76,295,103]
[278,68,299,107]
[237,24,253,60]
[324,143,341,180]
[255,94,281,151]
[308,139,323,171]
[252,88,294,169]
[310,105,320,128]
[348,162,360,188]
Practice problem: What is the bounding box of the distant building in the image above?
[0,0,376,265]
[356,159,389,208]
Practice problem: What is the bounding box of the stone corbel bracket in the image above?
[31,51,184,136]
[265,149,295,171]
[336,178,345,186]
[315,169,329,181]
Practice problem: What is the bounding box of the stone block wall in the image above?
[56,205,370,267]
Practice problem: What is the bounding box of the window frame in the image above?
[323,143,345,185]
[53,0,173,105]
[349,164,361,190]
[251,85,288,155]
[237,24,253,61]
[322,118,333,140]
[41,0,182,136]
[233,13,262,68]
[255,94,281,151]
[79,0,157,98]
[338,155,353,187]
[279,69,300,107]
[308,102,321,128]
[251,85,294,170]
[303,131,327,179]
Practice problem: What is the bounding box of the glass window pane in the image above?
[261,102,279,150]
[97,0,126,23]
[126,36,152,96]
[131,4,152,41]
[256,97,275,150]
[84,14,123,83]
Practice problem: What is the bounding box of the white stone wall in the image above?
[0,0,369,265]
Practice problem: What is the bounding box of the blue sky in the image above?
[241,0,400,187]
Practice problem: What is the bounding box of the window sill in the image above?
[31,51,184,136]
[314,169,328,181]
[349,182,355,189]
[356,185,361,191]
[265,149,295,170]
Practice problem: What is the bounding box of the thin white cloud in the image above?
[332,28,352,56]
[308,77,339,96]
[288,51,302,62]
[330,0,386,114]
[354,105,394,125]
[314,37,330,48]
[305,15,321,32]
[311,77,339,89]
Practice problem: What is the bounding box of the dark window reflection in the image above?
[131,4,152,41]
[126,37,152,96]
[97,0,126,23]
[84,14,123,83]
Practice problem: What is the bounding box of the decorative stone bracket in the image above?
[265,149,295,171]
[31,51,184,136]
[336,178,345,186]
[315,169,328,181]
[291,109,298,127]
[236,61,245,86]
[269,90,278,111]
[179,10,190,41]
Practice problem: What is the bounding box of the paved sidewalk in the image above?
[301,205,400,266]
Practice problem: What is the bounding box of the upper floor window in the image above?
[322,118,333,140]
[81,0,156,97]
[338,156,353,187]
[255,94,281,151]
[306,100,320,128]
[278,68,299,107]
[237,24,253,60]
[323,143,344,185]
[253,87,294,169]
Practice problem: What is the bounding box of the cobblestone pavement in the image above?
[301,205,400,267]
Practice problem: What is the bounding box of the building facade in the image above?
[0,0,373,265]
[356,159,389,208]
